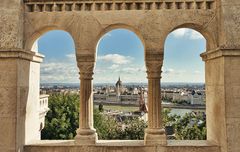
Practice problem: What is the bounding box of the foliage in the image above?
[162,108,180,127]
[162,108,206,140]
[42,93,206,140]
[98,103,104,112]
[94,109,122,139]
[120,118,147,140]
[41,93,79,139]
[94,109,147,140]
[174,111,206,140]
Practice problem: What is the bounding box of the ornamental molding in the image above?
[24,0,216,13]
[146,61,163,79]
[0,49,44,63]
[201,48,240,61]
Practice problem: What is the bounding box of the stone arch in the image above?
[24,25,77,52]
[162,23,217,51]
[95,24,146,53]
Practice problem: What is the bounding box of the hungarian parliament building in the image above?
[93,77,148,106]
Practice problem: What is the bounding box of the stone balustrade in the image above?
[39,94,49,133]
[24,0,216,12]
[39,94,49,113]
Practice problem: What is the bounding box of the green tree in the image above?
[42,93,206,140]
[94,109,122,139]
[121,118,147,140]
[174,112,206,140]
[162,108,206,140]
[41,93,79,139]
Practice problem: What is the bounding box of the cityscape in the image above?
[1,1,238,152]
[40,77,206,139]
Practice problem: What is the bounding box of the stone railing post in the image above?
[144,52,166,145]
[75,54,97,145]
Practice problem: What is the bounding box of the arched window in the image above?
[162,28,207,140]
[94,29,147,140]
[31,30,79,140]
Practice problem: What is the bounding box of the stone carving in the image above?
[146,61,163,79]
[77,62,95,80]
[24,0,216,13]
[145,52,163,79]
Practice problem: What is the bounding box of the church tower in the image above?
[115,77,123,98]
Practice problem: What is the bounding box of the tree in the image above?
[174,112,206,140]
[94,109,122,139]
[41,93,79,139]
[120,118,147,140]
[42,93,206,140]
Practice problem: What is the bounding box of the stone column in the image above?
[144,57,166,145]
[75,55,97,145]
[201,48,240,152]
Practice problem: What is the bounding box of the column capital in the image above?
[146,61,163,79]
[145,51,163,79]
[77,54,95,80]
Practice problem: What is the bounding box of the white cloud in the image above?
[172,29,187,38]
[164,68,175,74]
[171,28,204,40]
[113,66,146,74]
[41,60,79,83]
[189,30,204,40]
[66,53,75,59]
[193,70,201,74]
[109,64,120,70]
[163,68,186,75]
[98,54,133,64]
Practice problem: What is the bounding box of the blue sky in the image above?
[37,28,205,83]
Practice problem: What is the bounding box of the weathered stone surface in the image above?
[23,140,219,152]
[0,0,23,49]
[1,0,240,152]
[0,117,16,149]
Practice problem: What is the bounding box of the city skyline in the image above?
[38,28,206,83]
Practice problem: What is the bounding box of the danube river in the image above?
[167,108,205,116]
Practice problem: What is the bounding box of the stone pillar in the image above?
[201,48,240,152]
[0,50,43,152]
[75,55,97,145]
[144,54,166,145]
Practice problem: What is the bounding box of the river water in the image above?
[167,108,205,116]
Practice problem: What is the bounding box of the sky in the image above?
[37,28,206,84]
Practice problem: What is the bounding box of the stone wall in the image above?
[0,0,240,152]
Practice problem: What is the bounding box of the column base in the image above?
[75,129,98,145]
[144,128,167,145]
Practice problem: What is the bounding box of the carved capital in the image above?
[145,51,163,79]
[77,54,96,80]
[77,62,95,80]
[146,61,163,79]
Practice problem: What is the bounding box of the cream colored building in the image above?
[38,94,49,139]
[0,0,240,152]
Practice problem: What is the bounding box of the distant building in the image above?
[162,89,205,105]
[39,94,50,139]
[115,77,123,98]
[94,78,147,106]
